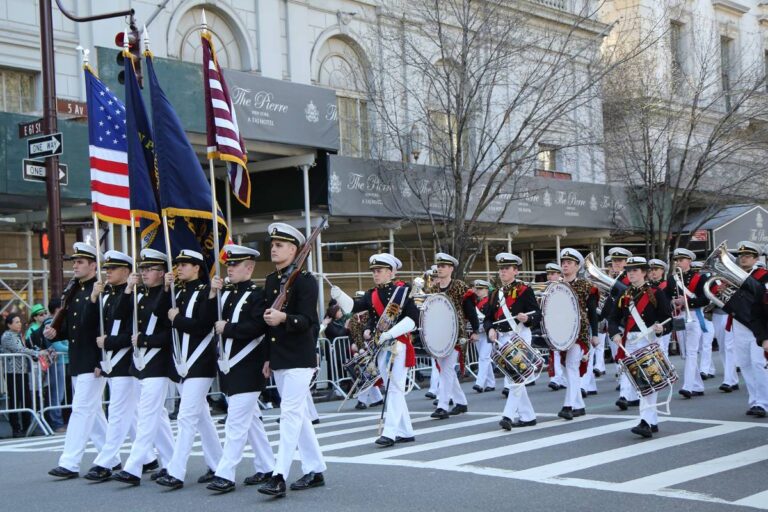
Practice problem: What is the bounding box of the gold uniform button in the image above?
[140,306,145,309]
[74,312,78,316]
[273,290,277,294]
[271,337,276,342]
[293,319,298,324]
[75,298,80,302]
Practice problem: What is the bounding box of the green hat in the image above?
[30,304,46,316]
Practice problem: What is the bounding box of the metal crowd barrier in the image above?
[0,353,53,436]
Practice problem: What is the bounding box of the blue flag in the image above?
[123,49,162,250]
[144,51,229,274]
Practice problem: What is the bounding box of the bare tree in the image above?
[603,12,768,258]
[362,0,656,279]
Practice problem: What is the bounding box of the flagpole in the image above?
[162,212,183,368]
[209,159,225,363]
[130,211,138,334]
[93,212,110,373]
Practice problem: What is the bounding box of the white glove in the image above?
[379,331,394,344]
[331,286,354,314]
[383,316,416,341]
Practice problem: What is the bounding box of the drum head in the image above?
[420,293,458,359]
[540,282,581,351]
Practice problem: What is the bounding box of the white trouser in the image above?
[550,351,567,387]
[436,349,467,410]
[377,342,414,439]
[498,333,535,422]
[657,333,671,358]
[563,344,585,409]
[626,334,658,426]
[273,368,326,479]
[215,391,274,482]
[699,317,716,376]
[581,346,597,392]
[306,392,319,421]
[58,373,108,471]
[123,378,175,477]
[428,358,440,394]
[712,314,738,386]
[357,385,383,405]
[679,313,705,392]
[619,339,644,402]
[167,378,222,481]
[594,332,607,373]
[93,376,140,469]
[732,321,768,409]
[503,327,530,389]
[474,333,496,389]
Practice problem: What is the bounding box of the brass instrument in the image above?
[672,266,694,323]
[410,276,428,308]
[584,252,626,313]
[702,242,749,309]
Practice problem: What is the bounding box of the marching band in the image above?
[41,230,768,497]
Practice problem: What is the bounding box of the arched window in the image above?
[317,37,370,158]
[176,8,244,70]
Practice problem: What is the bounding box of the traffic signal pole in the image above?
[41,0,134,297]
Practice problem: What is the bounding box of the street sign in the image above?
[57,98,87,118]
[27,132,63,159]
[22,159,68,186]
[18,118,44,138]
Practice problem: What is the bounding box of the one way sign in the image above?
[22,159,68,186]
[27,132,63,159]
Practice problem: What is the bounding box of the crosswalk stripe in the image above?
[619,445,768,493]
[732,489,768,509]
[428,419,638,467]
[512,422,753,480]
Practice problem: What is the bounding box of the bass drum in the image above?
[419,293,458,359]
[540,281,581,351]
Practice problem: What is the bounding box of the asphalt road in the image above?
[1,355,767,512]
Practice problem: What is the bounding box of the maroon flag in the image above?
[202,31,250,208]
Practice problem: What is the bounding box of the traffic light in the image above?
[39,231,49,259]
[116,26,142,87]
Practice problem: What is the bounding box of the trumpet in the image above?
[672,266,694,323]
[701,242,748,309]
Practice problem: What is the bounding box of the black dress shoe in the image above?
[580,388,587,399]
[719,383,733,393]
[627,399,640,407]
[113,470,141,486]
[593,369,605,377]
[197,468,216,483]
[752,406,767,418]
[151,468,168,481]
[369,400,384,408]
[615,397,629,411]
[395,436,415,443]
[431,408,450,419]
[312,418,320,425]
[449,404,468,415]
[746,407,756,416]
[558,407,573,420]
[156,474,184,490]
[355,402,367,410]
[502,388,510,398]
[257,475,286,497]
[511,419,537,428]
[572,408,586,417]
[425,392,437,399]
[678,389,692,399]
[483,386,495,392]
[472,384,484,393]
[142,459,159,473]
[548,382,560,391]
[651,424,659,433]
[375,436,395,447]
[587,390,598,396]
[730,384,739,391]
[706,373,715,379]
[615,384,620,391]
[244,471,273,485]
[207,476,236,493]
[112,463,122,471]
[84,465,113,482]
[631,420,653,438]
[290,472,325,491]
[700,372,709,380]
[499,416,514,431]
[691,391,704,397]
[48,466,78,479]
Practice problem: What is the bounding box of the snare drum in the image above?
[491,334,545,385]
[419,293,458,359]
[620,343,678,396]
[540,282,581,351]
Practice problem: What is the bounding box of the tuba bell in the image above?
[584,252,618,295]
[702,242,749,309]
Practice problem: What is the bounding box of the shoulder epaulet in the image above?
[249,283,259,290]
[197,283,206,290]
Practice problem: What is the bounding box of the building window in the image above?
[720,36,732,110]
[0,68,35,114]
[670,21,685,86]
[317,38,371,158]
[537,144,557,172]
[178,8,245,70]
[428,110,457,167]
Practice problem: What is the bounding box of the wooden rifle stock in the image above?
[271,218,327,311]
[50,278,79,333]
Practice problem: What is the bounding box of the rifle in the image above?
[271,217,328,311]
[50,278,79,333]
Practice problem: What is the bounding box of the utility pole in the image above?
[40,0,134,297]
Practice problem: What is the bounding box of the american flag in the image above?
[84,65,131,225]
[201,31,251,208]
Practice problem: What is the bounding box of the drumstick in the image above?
[313,272,336,289]
[492,311,536,325]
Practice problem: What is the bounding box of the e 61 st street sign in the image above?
[27,132,63,159]
[22,159,68,186]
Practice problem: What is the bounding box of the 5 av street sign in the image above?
[22,159,68,186]
[27,132,63,159]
